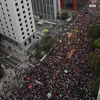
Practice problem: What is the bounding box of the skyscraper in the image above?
[0,0,36,52]
[31,0,61,20]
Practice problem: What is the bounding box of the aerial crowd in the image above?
[1,0,100,100]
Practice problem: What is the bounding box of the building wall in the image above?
[0,0,36,51]
[31,0,61,20]
[0,0,36,43]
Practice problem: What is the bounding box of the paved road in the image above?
[0,49,21,68]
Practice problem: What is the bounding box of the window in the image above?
[21,0,23,3]
[24,15,26,18]
[9,19,11,21]
[6,26,8,28]
[23,36,25,39]
[7,9,9,12]
[22,32,24,35]
[25,20,27,23]
[31,26,33,28]
[1,24,3,26]
[30,21,32,24]
[0,3,2,5]
[26,0,28,1]
[28,8,30,11]
[12,28,14,31]
[32,30,33,32]
[5,22,7,24]
[2,28,4,30]
[16,8,19,11]
[21,28,23,31]
[27,33,29,35]
[15,3,18,6]
[15,42,18,46]
[22,6,24,8]
[27,3,29,6]
[27,29,29,31]
[5,4,8,6]
[18,13,20,16]
[29,17,31,20]
[13,33,15,35]
[29,38,31,43]
[19,18,21,21]
[24,42,27,46]
[11,24,12,26]
[8,14,10,17]
[4,32,5,34]
[3,12,5,15]
[4,17,6,20]
[8,30,9,32]
[0,19,1,22]
[33,35,35,39]
[14,37,16,39]
[20,23,22,26]
[28,12,31,15]
[9,34,11,37]
[23,10,25,13]
[1,8,3,10]
[26,24,28,27]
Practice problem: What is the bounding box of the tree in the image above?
[87,21,100,41]
[92,76,100,96]
[61,12,68,20]
[90,50,100,75]
[93,38,100,48]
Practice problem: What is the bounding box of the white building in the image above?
[0,0,36,52]
[31,0,61,20]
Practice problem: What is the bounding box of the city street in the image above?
[0,48,20,68]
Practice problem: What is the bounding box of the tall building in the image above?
[0,0,36,52]
[31,0,61,20]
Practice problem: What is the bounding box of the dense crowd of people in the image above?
[1,0,100,100]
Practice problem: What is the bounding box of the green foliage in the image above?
[61,12,68,20]
[87,21,100,41]
[34,49,43,59]
[93,38,100,48]
[90,50,100,74]
[34,36,56,59]
[0,67,4,78]
[92,76,100,96]
[42,36,56,53]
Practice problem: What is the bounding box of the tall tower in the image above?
[0,0,36,52]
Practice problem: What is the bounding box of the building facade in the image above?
[31,0,61,20]
[0,0,36,52]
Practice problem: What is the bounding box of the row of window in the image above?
[2,35,18,46]
[24,35,35,46]
[15,2,29,7]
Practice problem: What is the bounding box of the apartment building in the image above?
[31,0,61,20]
[0,0,36,52]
